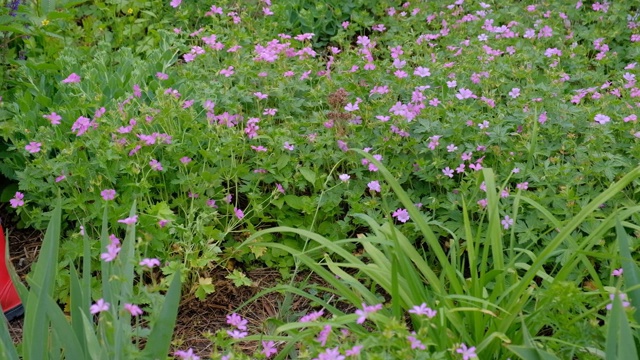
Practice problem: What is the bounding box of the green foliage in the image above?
[0,199,182,359]
[234,157,640,359]
[1,0,640,357]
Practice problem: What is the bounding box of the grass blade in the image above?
[616,219,640,325]
[23,198,62,359]
[141,270,182,359]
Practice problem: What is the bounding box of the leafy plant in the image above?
[235,152,640,359]
[0,199,182,359]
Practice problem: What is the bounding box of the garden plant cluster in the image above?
[1,0,640,359]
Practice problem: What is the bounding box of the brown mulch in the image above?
[3,219,355,358]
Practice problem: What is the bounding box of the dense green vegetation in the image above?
[1,0,640,359]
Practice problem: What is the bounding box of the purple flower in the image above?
[300,309,324,322]
[9,192,24,208]
[501,215,514,230]
[612,268,623,277]
[100,241,121,262]
[124,303,143,316]
[62,73,81,83]
[355,303,382,324]
[226,313,248,330]
[226,329,248,339]
[71,116,92,136]
[174,348,200,360]
[345,345,363,356]
[367,181,381,193]
[90,299,110,314]
[234,207,245,220]
[101,189,116,201]
[139,258,161,268]
[25,142,41,154]
[149,159,163,171]
[315,347,345,360]
[392,208,410,223]
[316,325,332,346]
[407,333,426,350]
[117,215,138,225]
[261,341,277,358]
[606,293,631,310]
[594,114,610,124]
[43,112,62,125]
[409,303,437,318]
[456,344,477,360]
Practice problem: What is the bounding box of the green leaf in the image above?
[141,271,182,360]
[616,219,640,325]
[276,155,290,170]
[605,291,639,360]
[299,167,316,186]
[507,320,560,360]
[284,195,304,210]
[23,198,62,359]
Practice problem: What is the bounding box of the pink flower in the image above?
[101,189,116,201]
[414,67,431,77]
[124,303,143,316]
[156,72,169,80]
[149,159,163,171]
[227,330,248,339]
[43,112,62,125]
[117,215,138,225]
[367,181,381,193]
[180,157,192,164]
[501,215,514,230]
[594,114,610,124]
[508,88,520,98]
[407,333,426,350]
[456,344,477,360]
[226,313,247,330]
[355,303,383,324]
[158,219,169,227]
[10,192,24,208]
[170,0,181,8]
[55,174,66,182]
[606,293,630,310]
[174,349,200,360]
[345,345,363,356]
[317,325,332,346]
[409,303,437,318]
[90,299,110,314]
[456,88,474,100]
[339,174,350,182]
[539,111,548,124]
[25,142,41,154]
[71,116,92,136]
[62,73,81,83]
[392,208,410,223]
[262,341,277,358]
[300,309,324,322]
[139,258,161,268]
[612,268,623,277]
[234,208,245,219]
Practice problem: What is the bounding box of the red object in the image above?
[0,224,23,321]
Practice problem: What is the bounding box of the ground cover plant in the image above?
[1,0,640,358]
